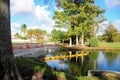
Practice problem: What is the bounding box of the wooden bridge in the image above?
[44,52,89,60]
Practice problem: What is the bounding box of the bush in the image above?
[89,37,99,47]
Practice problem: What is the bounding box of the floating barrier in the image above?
[44,52,89,60]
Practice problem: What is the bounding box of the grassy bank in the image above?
[64,42,120,51]
[15,57,100,80]
[99,42,120,49]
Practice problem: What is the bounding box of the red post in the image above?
[12,45,14,49]
[19,45,23,49]
[41,43,44,47]
[36,44,39,48]
[27,44,31,48]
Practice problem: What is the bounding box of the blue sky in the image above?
[10,0,120,34]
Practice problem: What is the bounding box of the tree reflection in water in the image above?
[45,50,120,77]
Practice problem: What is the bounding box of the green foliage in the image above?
[15,57,47,72]
[14,33,22,39]
[51,29,69,42]
[99,42,120,49]
[102,22,119,42]
[89,52,99,60]
[37,38,45,43]
[15,57,100,80]
[89,37,99,47]
[104,52,119,64]
[20,24,27,37]
[76,76,99,80]
[53,0,105,45]
[26,29,33,39]
[58,47,67,52]
[26,29,47,43]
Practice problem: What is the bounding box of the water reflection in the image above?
[45,51,120,76]
[98,51,120,72]
[45,54,68,71]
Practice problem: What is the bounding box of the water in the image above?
[44,51,120,76]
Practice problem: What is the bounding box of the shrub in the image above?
[89,37,99,47]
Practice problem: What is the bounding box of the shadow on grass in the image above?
[42,66,57,80]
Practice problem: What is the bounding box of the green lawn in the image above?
[99,42,120,49]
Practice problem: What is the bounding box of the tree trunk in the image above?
[0,0,22,80]
[76,34,79,45]
[69,36,72,46]
[94,23,97,39]
[81,32,84,45]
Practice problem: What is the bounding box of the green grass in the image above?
[99,42,120,49]
[76,76,99,80]
[15,57,47,72]
[15,57,102,80]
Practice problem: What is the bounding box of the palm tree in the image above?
[20,24,27,37]
[0,0,22,79]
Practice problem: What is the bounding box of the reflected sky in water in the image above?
[44,51,120,76]
[45,54,68,70]
[97,51,120,72]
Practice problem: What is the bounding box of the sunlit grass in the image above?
[99,42,120,48]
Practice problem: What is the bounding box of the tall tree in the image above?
[77,0,105,45]
[0,0,22,79]
[53,0,80,46]
[51,29,68,43]
[91,14,106,39]
[53,0,105,46]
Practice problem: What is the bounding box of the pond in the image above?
[44,50,120,76]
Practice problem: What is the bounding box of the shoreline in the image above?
[64,46,120,51]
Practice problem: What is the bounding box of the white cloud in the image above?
[113,19,120,31]
[105,0,120,8]
[54,7,63,12]
[97,21,109,35]
[34,5,55,33]
[40,25,54,34]
[10,0,55,34]
[97,19,120,35]
[11,23,21,34]
[11,0,35,15]
[34,5,52,23]
[27,25,40,30]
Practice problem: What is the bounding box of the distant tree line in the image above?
[14,24,47,43]
[101,22,120,42]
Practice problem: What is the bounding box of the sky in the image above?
[10,0,120,34]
